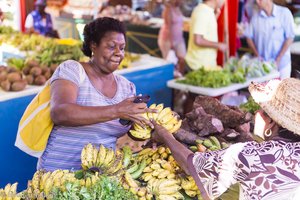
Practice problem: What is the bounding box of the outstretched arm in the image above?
[151,120,193,174]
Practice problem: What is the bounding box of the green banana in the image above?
[209,136,221,149]
[130,159,147,179]
[122,145,132,168]
[127,162,139,174]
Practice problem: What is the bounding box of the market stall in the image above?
[0,54,174,191]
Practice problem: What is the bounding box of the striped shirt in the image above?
[38,60,136,171]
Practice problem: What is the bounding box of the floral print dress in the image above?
[192,140,300,200]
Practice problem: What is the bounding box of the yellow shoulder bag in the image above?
[15,82,53,158]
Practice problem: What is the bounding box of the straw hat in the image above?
[249,78,300,136]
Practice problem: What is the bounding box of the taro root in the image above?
[220,128,240,141]
[25,74,34,85]
[30,66,42,77]
[193,96,251,128]
[0,80,11,91]
[34,75,47,85]
[186,107,224,136]
[174,128,204,145]
[11,80,27,91]
[7,72,22,83]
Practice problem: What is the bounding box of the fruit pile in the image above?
[129,104,182,140]
[0,183,20,200]
[0,66,27,91]
[122,146,203,200]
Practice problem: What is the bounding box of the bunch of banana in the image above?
[179,176,201,198]
[190,136,229,152]
[127,159,147,179]
[26,169,76,198]
[147,178,183,200]
[141,159,178,183]
[122,172,153,200]
[136,147,157,164]
[0,183,20,200]
[129,104,182,140]
[81,143,124,175]
[78,173,99,188]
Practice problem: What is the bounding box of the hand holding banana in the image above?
[129,103,182,140]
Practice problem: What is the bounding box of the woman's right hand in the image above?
[115,97,157,128]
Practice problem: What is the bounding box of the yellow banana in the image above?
[143,173,154,182]
[161,162,173,172]
[158,179,178,188]
[158,111,177,125]
[39,171,51,190]
[160,152,168,159]
[102,148,115,167]
[137,187,147,197]
[143,166,153,173]
[167,173,176,179]
[159,185,181,195]
[129,129,151,140]
[166,148,171,154]
[157,170,171,179]
[85,177,92,187]
[156,107,172,122]
[106,153,123,174]
[158,146,166,154]
[168,120,182,134]
[97,144,107,166]
[157,195,177,200]
[152,103,164,120]
[147,103,157,119]
[43,176,53,195]
[150,163,161,170]
[141,112,150,120]
[124,171,139,188]
[169,192,184,199]
[151,153,160,160]
[185,190,197,197]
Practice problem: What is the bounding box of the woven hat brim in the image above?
[249,78,300,136]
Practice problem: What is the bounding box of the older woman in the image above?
[152,78,300,200]
[38,17,155,171]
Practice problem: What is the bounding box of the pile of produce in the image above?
[177,55,277,88]
[239,96,260,114]
[174,96,253,147]
[0,65,27,91]
[224,55,277,78]
[177,67,246,88]
[0,142,205,200]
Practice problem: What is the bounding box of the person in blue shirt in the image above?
[244,0,295,79]
[25,0,59,38]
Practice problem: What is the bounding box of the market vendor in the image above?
[151,78,300,199]
[38,17,156,171]
[24,0,59,38]
[244,0,295,79]
[185,0,227,71]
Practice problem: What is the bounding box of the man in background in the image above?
[244,0,295,79]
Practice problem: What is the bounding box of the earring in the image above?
[264,128,272,137]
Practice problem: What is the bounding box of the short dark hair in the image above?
[82,17,126,57]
